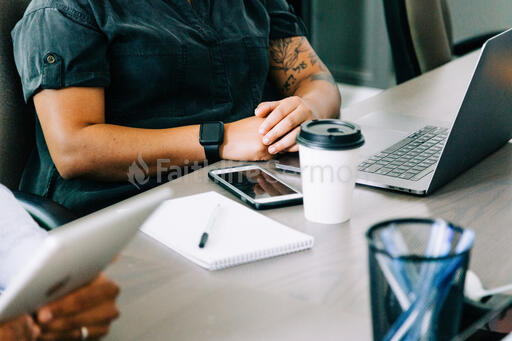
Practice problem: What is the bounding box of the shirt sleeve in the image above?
[265,0,307,40]
[11,6,110,103]
[0,185,47,290]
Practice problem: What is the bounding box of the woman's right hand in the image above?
[220,116,274,161]
[0,315,40,341]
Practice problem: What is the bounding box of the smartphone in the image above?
[273,152,301,174]
[208,165,303,210]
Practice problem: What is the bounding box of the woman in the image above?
[12,0,341,216]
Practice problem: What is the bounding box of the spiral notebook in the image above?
[140,191,314,270]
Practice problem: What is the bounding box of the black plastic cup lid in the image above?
[296,119,365,150]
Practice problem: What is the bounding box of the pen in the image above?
[199,204,221,248]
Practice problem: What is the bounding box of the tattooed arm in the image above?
[255,36,341,154]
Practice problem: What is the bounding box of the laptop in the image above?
[275,28,512,195]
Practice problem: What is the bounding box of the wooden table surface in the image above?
[101,51,512,340]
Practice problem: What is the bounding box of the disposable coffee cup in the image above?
[296,120,365,224]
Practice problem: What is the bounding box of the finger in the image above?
[285,144,299,153]
[38,276,119,323]
[268,127,301,155]
[5,315,40,341]
[254,101,279,118]
[25,315,41,341]
[259,99,300,137]
[39,325,110,341]
[43,301,119,332]
[262,105,307,145]
[256,176,280,197]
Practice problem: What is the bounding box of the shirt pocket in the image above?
[243,36,270,108]
[106,41,187,124]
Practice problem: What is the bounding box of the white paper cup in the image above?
[296,120,365,224]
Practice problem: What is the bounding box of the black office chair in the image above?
[1,0,76,230]
[383,0,504,84]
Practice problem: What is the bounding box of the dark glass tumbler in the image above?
[367,218,474,341]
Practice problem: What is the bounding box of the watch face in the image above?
[201,122,223,145]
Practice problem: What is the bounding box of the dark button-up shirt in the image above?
[12,0,306,216]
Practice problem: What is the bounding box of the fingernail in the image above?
[269,147,276,154]
[39,309,52,323]
[254,108,260,115]
[263,137,270,145]
[258,128,265,135]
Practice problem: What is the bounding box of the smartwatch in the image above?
[200,121,224,163]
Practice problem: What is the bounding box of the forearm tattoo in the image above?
[269,37,337,95]
[269,37,308,72]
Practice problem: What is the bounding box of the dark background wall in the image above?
[289,0,512,89]
[288,0,393,89]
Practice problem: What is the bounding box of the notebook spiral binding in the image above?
[211,240,314,270]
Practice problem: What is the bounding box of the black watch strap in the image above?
[204,144,221,163]
[200,122,224,164]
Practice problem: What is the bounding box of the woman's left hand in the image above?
[255,96,317,155]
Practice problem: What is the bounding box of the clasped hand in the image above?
[256,96,316,155]
[220,96,316,162]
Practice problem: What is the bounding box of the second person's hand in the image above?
[36,274,120,341]
[0,314,40,341]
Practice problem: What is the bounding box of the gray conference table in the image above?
[100,50,512,340]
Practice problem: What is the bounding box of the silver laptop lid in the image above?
[428,28,512,193]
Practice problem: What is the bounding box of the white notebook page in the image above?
[140,191,314,270]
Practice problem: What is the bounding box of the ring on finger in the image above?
[81,326,89,340]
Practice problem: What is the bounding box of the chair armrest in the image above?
[13,191,77,231]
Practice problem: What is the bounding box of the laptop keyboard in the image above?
[358,126,448,181]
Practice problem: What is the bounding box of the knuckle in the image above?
[111,283,121,297]
[298,103,311,114]
[273,109,285,120]
[259,123,270,134]
[291,96,301,103]
[283,118,295,130]
[111,306,121,320]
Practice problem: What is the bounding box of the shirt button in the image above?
[46,54,56,64]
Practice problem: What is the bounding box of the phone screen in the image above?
[218,168,298,200]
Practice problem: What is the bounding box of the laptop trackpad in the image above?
[359,126,408,161]
[354,111,449,161]
[354,111,436,132]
